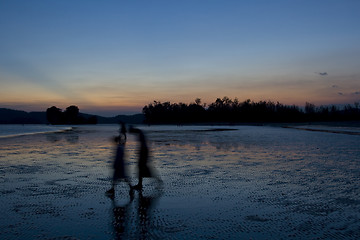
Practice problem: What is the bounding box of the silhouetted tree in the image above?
[142,97,360,124]
[305,102,315,114]
[64,105,80,124]
[46,105,97,125]
[46,106,64,125]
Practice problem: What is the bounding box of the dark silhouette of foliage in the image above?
[46,106,64,124]
[46,105,98,125]
[142,97,360,124]
[64,105,80,124]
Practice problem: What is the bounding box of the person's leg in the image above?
[133,177,143,190]
[123,178,134,200]
[124,178,132,189]
[124,178,129,186]
[106,180,116,196]
[155,175,163,188]
[106,188,115,197]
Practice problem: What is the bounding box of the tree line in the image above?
[46,105,97,125]
[142,97,360,124]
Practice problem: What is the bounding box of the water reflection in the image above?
[136,189,163,239]
[111,195,132,239]
[1,124,359,239]
[146,127,247,151]
[46,131,79,143]
[111,187,163,239]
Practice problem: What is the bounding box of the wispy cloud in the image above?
[316,72,328,76]
[353,91,360,95]
[338,92,344,96]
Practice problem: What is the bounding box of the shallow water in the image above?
[0,124,359,239]
[0,124,71,138]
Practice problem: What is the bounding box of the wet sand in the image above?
[0,124,359,239]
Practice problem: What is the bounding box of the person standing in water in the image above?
[129,126,162,190]
[106,122,132,197]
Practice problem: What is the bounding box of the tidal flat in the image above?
[0,124,359,239]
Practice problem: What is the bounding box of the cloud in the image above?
[316,72,328,76]
[338,92,344,96]
[332,85,339,88]
[353,91,360,95]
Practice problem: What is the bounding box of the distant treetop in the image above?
[46,105,97,125]
[142,97,360,124]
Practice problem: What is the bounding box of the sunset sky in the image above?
[1,0,360,116]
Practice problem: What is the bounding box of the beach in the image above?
[0,124,359,239]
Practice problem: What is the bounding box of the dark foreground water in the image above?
[0,124,359,239]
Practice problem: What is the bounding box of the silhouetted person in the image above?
[129,127,162,190]
[106,122,131,198]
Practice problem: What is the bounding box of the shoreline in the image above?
[1,121,360,138]
[142,120,360,128]
[0,125,73,139]
[1,120,359,126]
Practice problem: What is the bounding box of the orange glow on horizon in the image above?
[1,73,359,115]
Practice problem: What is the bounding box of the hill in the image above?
[95,114,145,124]
[0,108,47,124]
[0,108,144,124]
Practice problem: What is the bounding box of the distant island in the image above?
[46,106,97,125]
[0,106,144,125]
[142,97,360,124]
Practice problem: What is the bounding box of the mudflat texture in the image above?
[1,125,359,239]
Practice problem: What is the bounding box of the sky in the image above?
[1,0,360,116]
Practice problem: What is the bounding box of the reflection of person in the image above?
[111,191,133,239]
[136,188,163,238]
[110,185,162,239]
[112,203,129,239]
[106,122,131,198]
[129,127,162,190]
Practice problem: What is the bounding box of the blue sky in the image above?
[1,0,359,116]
